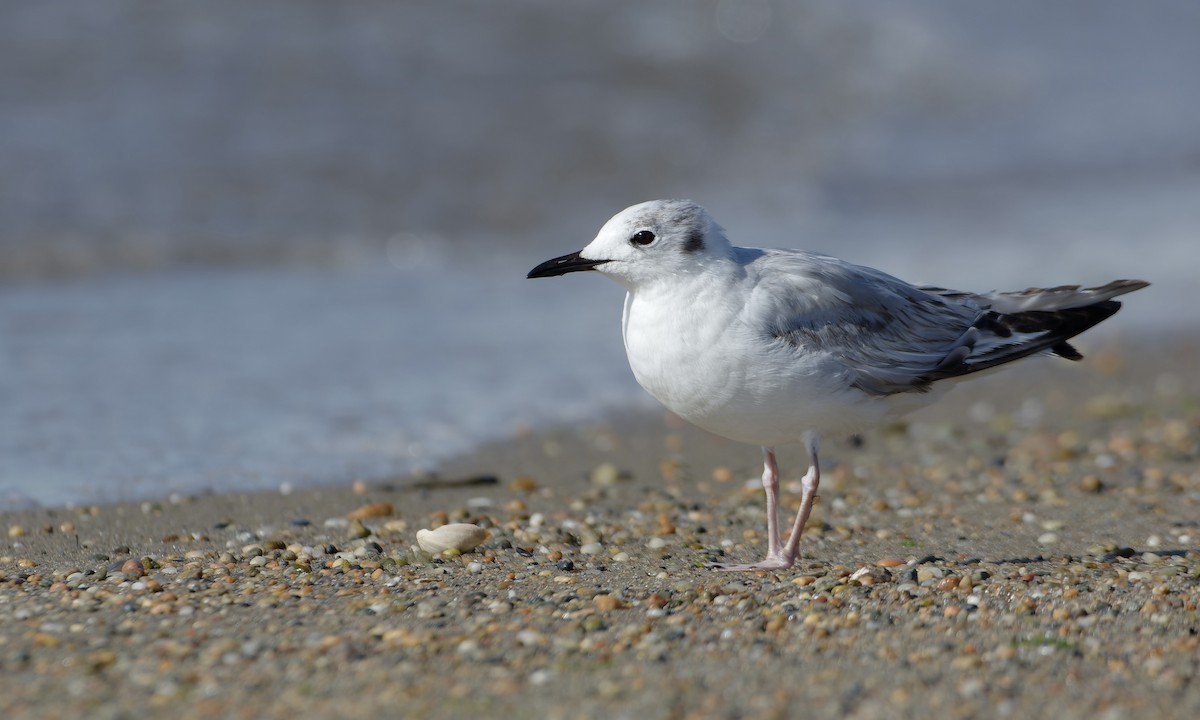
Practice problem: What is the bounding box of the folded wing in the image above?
[746,249,1148,397]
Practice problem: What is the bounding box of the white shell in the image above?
[415,523,489,554]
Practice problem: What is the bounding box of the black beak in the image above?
[527,250,608,279]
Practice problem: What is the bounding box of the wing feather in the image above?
[741,249,1147,397]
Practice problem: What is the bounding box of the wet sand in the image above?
[1,339,1198,719]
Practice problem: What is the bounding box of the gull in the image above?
[528,200,1148,571]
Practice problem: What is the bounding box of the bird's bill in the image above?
[527,250,608,278]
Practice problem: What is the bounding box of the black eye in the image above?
[631,230,656,246]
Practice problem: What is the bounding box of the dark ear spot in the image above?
[683,230,704,253]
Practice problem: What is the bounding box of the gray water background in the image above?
[3,1,1199,507]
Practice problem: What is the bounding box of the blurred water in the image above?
[0,264,645,508]
[2,1,1198,506]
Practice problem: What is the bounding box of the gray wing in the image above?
[743,249,1147,396]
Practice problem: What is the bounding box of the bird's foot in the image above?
[706,554,795,572]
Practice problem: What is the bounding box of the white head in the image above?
[527,200,733,289]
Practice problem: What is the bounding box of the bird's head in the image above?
[527,199,732,289]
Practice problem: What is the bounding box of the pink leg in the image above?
[709,434,820,572]
[781,436,820,561]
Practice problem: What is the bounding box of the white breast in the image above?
[620,276,933,447]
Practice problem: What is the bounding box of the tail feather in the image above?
[919,279,1147,384]
[984,279,1149,313]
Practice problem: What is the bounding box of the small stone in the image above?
[937,576,961,592]
[510,476,538,493]
[120,559,145,577]
[580,542,603,556]
[516,630,545,646]
[8,525,26,538]
[347,502,394,520]
[593,594,625,611]
[415,524,489,554]
[379,519,408,535]
[580,616,605,632]
[1037,532,1059,545]
[348,520,372,539]
[646,593,669,609]
[916,567,941,583]
[877,558,906,567]
[85,650,118,673]
[590,462,623,487]
[655,513,676,535]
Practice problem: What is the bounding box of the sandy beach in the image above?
[2,338,1197,720]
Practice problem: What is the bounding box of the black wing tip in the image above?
[1051,341,1083,361]
[924,298,1126,383]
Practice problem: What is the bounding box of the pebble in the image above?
[580,542,603,556]
[590,462,623,487]
[593,595,625,611]
[916,567,942,583]
[510,475,538,493]
[119,559,145,577]
[415,524,489,554]
[711,466,734,483]
[346,502,394,520]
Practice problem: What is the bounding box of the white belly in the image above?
[620,286,936,446]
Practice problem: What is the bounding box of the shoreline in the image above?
[2,341,1198,718]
